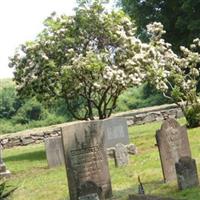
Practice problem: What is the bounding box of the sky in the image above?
[0,0,77,79]
[0,0,116,79]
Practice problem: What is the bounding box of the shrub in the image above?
[13,98,47,124]
[0,86,21,119]
[184,104,200,128]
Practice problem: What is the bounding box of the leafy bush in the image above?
[184,104,200,128]
[115,84,170,112]
[13,98,47,124]
[0,86,21,118]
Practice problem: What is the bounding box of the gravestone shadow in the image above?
[4,150,46,162]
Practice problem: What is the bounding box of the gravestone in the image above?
[156,118,191,182]
[61,119,112,200]
[114,143,129,167]
[129,194,180,200]
[0,144,11,178]
[175,156,199,190]
[44,136,65,168]
[102,117,129,148]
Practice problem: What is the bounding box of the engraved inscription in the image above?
[71,146,104,182]
[107,126,125,140]
[165,127,182,151]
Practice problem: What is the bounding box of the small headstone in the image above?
[126,143,138,155]
[61,119,112,200]
[102,117,129,148]
[129,194,180,200]
[0,144,11,178]
[114,143,128,167]
[175,156,199,190]
[44,136,65,168]
[156,118,191,182]
[79,193,99,200]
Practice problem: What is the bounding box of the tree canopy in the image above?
[120,0,200,51]
[9,1,200,127]
[9,1,146,120]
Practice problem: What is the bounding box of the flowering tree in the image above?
[9,1,146,120]
[141,22,200,127]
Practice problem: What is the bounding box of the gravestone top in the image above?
[61,119,112,200]
[79,193,99,200]
[156,118,191,182]
[175,156,199,190]
[44,136,64,168]
[102,117,129,148]
[114,143,129,167]
[129,194,182,200]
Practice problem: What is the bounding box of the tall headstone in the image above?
[175,156,199,190]
[0,144,11,178]
[102,118,129,148]
[61,119,112,200]
[114,143,129,167]
[156,118,191,182]
[44,136,65,168]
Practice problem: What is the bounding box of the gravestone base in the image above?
[0,164,11,178]
[0,170,11,178]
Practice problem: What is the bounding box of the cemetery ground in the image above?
[2,118,200,200]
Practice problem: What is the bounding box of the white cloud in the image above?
[0,0,77,78]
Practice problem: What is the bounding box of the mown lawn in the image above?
[2,119,200,200]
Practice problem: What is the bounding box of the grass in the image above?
[2,118,200,200]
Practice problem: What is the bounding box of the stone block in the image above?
[175,156,199,190]
[44,136,65,168]
[114,143,128,167]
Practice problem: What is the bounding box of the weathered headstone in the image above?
[44,136,65,168]
[61,119,112,200]
[129,194,180,200]
[156,118,191,182]
[102,117,129,148]
[114,143,129,167]
[0,144,11,178]
[175,156,199,190]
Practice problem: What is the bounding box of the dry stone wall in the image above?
[0,104,183,149]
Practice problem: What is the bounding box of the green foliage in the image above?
[9,1,143,120]
[0,85,21,118]
[13,98,47,124]
[184,104,200,128]
[120,0,200,51]
[116,84,170,112]
[0,114,68,134]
